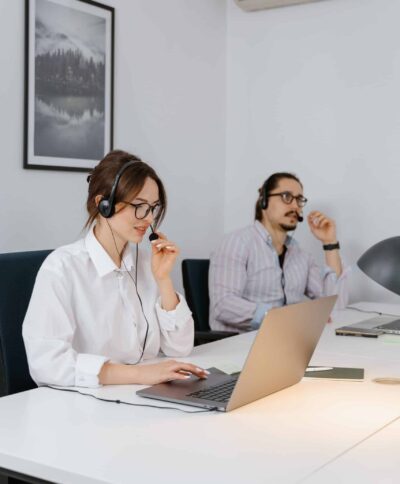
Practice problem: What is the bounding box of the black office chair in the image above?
[0,250,52,396]
[182,259,237,346]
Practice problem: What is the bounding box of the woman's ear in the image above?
[94,194,104,208]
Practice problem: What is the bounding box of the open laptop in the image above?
[336,315,400,337]
[137,295,337,412]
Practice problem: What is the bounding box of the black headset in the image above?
[98,159,140,218]
[94,158,154,364]
[260,178,271,210]
[260,175,304,307]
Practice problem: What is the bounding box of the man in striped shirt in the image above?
[209,172,348,333]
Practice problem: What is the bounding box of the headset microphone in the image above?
[149,225,159,242]
[297,214,304,223]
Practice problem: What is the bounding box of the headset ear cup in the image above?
[261,188,268,210]
[98,160,138,220]
[98,198,114,218]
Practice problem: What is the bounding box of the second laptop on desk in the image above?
[137,295,337,412]
[336,315,400,337]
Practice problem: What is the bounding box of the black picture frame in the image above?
[24,0,114,172]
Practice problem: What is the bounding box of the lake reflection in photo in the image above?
[34,94,105,160]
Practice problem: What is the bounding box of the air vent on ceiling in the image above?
[234,0,323,12]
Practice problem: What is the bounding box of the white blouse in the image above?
[22,227,194,388]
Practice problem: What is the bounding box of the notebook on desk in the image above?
[137,295,337,412]
[304,366,365,381]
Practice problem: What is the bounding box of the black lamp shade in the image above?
[357,236,400,296]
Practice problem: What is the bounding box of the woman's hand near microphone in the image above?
[150,231,179,281]
[150,231,180,311]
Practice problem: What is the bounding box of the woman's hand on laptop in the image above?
[138,360,210,385]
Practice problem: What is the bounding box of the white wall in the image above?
[226,0,400,303]
[0,0,226,289]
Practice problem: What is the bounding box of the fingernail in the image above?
[156,244,162,249]
[184,375,191,379]
[166,246,172,249]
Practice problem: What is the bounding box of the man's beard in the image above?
[279,222,297,232]
[279,211,299,231]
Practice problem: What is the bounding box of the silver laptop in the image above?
[336,315,400,337]
[137,295,337,412]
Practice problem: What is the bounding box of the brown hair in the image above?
[85,150,167,229]
[255,172,302,221]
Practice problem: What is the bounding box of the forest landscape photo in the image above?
[25,0,114,170]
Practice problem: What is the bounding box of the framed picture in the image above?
[24,0,114,172]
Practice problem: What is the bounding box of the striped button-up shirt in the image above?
[209,221,349,332]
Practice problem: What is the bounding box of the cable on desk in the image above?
[346,306,400,318]
[41,385,218,413]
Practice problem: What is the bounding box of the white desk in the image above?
[305,415,400,483]
[0,306,399,484]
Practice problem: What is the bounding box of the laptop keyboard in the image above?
[376,319,400,331]
[187,376,239,403]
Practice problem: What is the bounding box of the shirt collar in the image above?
[85,226,135,277]
[254,220,294,248]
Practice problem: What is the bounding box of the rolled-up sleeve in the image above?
[156,292,194,357]
[305,257,350,309]
[22,267,108,388]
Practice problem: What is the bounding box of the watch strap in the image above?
[323,242,340,251]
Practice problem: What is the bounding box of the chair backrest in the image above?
[0,250,52,395]
[182,259,210,332]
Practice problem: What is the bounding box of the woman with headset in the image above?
[23,150,208,387]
